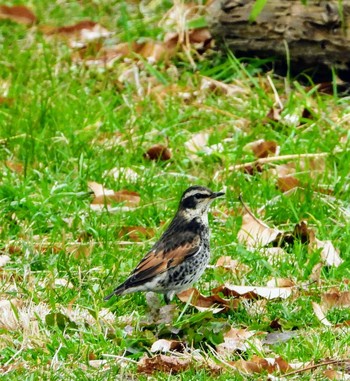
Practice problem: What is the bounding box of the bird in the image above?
[104,185,224,304]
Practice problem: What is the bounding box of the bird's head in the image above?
[178,185,225,218]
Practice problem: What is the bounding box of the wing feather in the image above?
[124,235,201,287]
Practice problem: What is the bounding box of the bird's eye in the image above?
[194,194,208,201]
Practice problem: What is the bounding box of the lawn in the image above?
[0,1,350,380]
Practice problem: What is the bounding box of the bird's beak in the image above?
[211,191,225,199]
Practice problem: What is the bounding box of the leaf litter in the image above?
[0,5,36,25]
[2,1,349,378]
[238,199,343,267]
[88,181,140,211]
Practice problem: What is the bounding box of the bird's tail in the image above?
[104,284,126,301]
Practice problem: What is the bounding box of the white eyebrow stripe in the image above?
[183,189,211,199]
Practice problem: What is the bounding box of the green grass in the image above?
[1,1,350,379]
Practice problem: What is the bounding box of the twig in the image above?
[229,152,329,171]
[283,358,350,377]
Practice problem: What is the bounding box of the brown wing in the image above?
[123,235,201,288]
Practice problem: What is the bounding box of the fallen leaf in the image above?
[164,27,213,52]
[324,369,350,380]
[137,41,170,63]
[309,262,323,284]
[0,5,36,25]
[216,328,262,355]
[214,284,293,300]
[276,176,300,192]
[53,278,74,289]
[151,339,185,353]
[231,356,292,374]
[150,83,194,105]
[137,354,190,374]
[176,287,234,313]
[268,220,343,268]
[184,132,209,158]
[321,289,350,310]
[265,107,282,123]
[244,139,279,158]
[312,302,332,326]
[0,255,10,267]
[238,211,281,248]
[88,360,110,370]
[266,278,295,288]
[88,181,140,208]
[208,255,250,275]
[118,226,154,242]
[5,161,24,174]
[262,331,298,345]
[144,144,172,161]
[314,239,343,267]
[200,76,249,97]
[66,242,94,259]
[42,21,111,48]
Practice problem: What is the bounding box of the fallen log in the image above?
[209,0,350,81]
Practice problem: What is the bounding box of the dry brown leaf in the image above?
[88,360,110,370]
[0,5,36,25]
[309,262,323,284]
[151,339,185,353]
[118,226,154,242]
[5,161,24,174]
[66,242,94,259]
[73,42,132,66]
[176,287,234,313]
[184,132,209,158]
[0,255,10,267]
[144,144,172,161]
[244,139,279,159]
[270,220,343,268]
[188,27,212,44]
[324,369,350,380]
[42,21,111,47]
[214,284,293,300]
[164,27,213,52]
[216,328,262,355]
[88,181,140,208]
[277,176,300,192]
[266,278,295,288]
[137,354,190,374]
[0,96,13,105]
[53,278,74,289]
[314,238,343,267]
[137,41,170,63]
[238,211,281,248]
[312,302,332,326]
[149,84,194,105]
[200,76,248,97]
[231,356,292,374]
[321,289,350,310]
[73,40,173,67]
[208,255,251,276]
[265,107,282,123]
